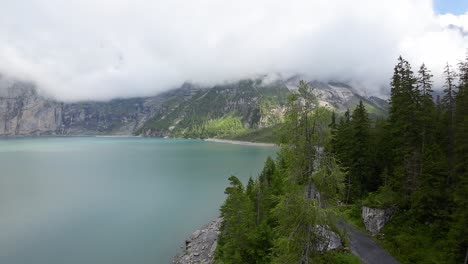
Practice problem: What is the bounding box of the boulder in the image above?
[315,225,343,251]
[362,206,396,235]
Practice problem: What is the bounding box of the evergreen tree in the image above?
[334,109,352,166]
[348,101,372,199]
[246,177,256,203]
[442,63,458,184]
[216,176,255,263]
[442,63,457,112]
[388,56,421,202]
[454,55,468,179]
[416,63,436,183]
[411,144,448,223]
[272,187,323,264]
[328,111,338,154]
[448,55,468,264]
[418,63,434,98]
[370,118,391,186]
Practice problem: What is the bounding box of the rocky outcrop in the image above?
[173,218,342,264]
[173,218,222,264]
[362,206,396,235]
[0,79,165,136]
[316,225,343,251]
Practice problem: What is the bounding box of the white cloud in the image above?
[0,0,467,101]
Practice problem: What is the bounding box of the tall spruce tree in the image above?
[416,63,436,180]
[449,55,468,264]
[328,111,338,154]
[454,55,468,179]
[216,176,256,263]
[388,56,421,202]
[334,109,352,165]
[349,100,372,198]
[411,144,448,222]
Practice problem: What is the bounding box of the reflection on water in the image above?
[0,137,276,264]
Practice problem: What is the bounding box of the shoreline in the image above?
[173,218,222,264]
[204,138,276,147]
[0,135,277,147]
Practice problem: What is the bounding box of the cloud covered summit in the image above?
[0,0,467,101]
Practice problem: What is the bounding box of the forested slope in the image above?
[215,55,468,264]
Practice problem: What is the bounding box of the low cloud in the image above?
[0,0,467,101]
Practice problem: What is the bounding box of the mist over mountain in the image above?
[0,0,467,101]
[0,75,387,137]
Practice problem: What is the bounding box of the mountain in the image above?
[0,75,388,138]
[138,79,290,137]
[0,78,164,136]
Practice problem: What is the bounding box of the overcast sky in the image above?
[0,0,467,101]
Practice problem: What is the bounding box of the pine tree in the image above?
[448,54,468,264]
[418,63,434,98]
[454,55,468,179]
[388,56,421,202]
[349,101,372,198]
[442,63,458,185]
[416,63,436,183]
[369,117,392,186]
[442,63,457,112]
[328,111,338,154]
[334,109,352,166]
[411,144,448,222]
[216,176,256,263]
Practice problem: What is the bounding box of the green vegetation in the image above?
[174,115,247,138]
[139,79,290,138]
[331,56,468,263]
[361,185,399,208]
[340,204,366,231]
[223,126,279,143]
[215,54,468,263]
[216,81,354,263]
[137,78,388,139]
[317,251,362,264]
[377,212,453,263]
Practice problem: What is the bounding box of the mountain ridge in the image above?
[0,76,388,137]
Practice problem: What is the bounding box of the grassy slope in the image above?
[221,126,279,143]
[140,80,289,137]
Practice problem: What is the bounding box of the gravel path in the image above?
[337,220,400,264]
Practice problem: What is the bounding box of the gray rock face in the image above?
[173,218,222,264]
[0,80,165,136]
[362,206,396,235]
[316,225,343,251]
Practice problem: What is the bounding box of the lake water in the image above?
[0,137,276,264]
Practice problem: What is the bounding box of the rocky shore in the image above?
[173,218,222,264]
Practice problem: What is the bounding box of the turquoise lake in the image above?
[0,137,277,264]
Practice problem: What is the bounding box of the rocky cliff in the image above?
[0,78,172,136]
[0,81,63,135]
